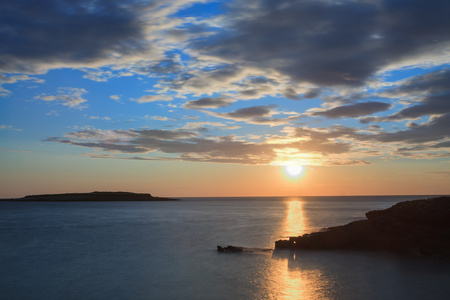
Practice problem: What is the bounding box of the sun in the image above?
[283,164,305,178]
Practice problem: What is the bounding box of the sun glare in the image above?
[283,164,305,178]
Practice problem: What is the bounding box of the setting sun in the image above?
[283,164,305,178]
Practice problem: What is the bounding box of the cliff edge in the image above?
[275,196,450,258]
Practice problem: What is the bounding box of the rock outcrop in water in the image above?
[275,197,450,258]
[217,245,244,253]
[2,191,180,202]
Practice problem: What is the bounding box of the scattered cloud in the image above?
[110,95,121,101]
[133,95,174,103]
[150,116,169,121]
[361,69,450,123]
[202,105,301,126]
[90,116,111,121]
[310,102,392,119]
[34,87,88,109]
[183,96,235,109]
[0,125,21,131]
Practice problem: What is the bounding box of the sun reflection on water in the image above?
[284,198,307,237]
[262,198,332,299]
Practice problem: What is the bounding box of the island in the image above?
[1,191,180,202]
[275,196,450,258]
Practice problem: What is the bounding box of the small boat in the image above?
[217,245,243,252]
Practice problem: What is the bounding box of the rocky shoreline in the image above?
[275,196,450,258]
[1,191,180,202]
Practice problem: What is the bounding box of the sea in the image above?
[1,195,449,300]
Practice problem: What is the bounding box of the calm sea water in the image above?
[1,195,449,300]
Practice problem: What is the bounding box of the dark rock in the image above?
[217,245,244,253]
[275,197,450,258]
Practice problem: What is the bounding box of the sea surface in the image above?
[1,195,449,300]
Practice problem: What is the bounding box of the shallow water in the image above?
[1,196,449,299]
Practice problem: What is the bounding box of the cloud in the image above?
[361,69,450,123]
[132,57,183,75]
[202,105,300,126]
[45,127,278,164]
[0,0,161,73]
[151,116,169,121]
[372,114,450,144]
[44,114,449,166]
[133,95,174,103]
[282,87,321,100]
[181,121,237,131]
[220,105,275,119]
[0,74,44,95]
[45,123,371,165]
[81,69,116,82]
[109,95,122,103]
[0,125,21,131]
[34,87,88,109]
[310,101,392,119]
[194,0,450,86]
[90,116,111,121]
[183,96,235,109]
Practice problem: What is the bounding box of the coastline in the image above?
[275,196,450,258]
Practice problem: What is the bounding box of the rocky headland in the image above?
[275,196,450,258]
[2,191,180,202]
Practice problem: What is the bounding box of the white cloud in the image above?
[151,116,169,121]
[34,87,88,109]
[133,95,174,103]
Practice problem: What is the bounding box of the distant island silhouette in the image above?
[1,191,180,202]
[275,196,450,258]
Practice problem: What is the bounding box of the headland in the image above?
[275,196,450,258]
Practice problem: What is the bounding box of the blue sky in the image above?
[1,0,449,197]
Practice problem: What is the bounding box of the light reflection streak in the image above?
[284,198,307,238]
[263,198,332,299]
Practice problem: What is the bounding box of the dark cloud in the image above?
[282,87,321,100]
[183,96,235,109]
[203,105,300,125]
[385,68,450,95]
[0,0,153,73]
[432,141,450,148]
[222,105,275,119]
[195,0,450,86]
[361,69,450,123]
[132,129,197,140]
[282,87,300,100]
[302,89,321,99]
[248,77,277,85]
[373,114,450,144]
[133,58,182,75]
[311,101,392,118]
[385,94,450,121]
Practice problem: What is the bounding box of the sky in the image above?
[1,0,450,198]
